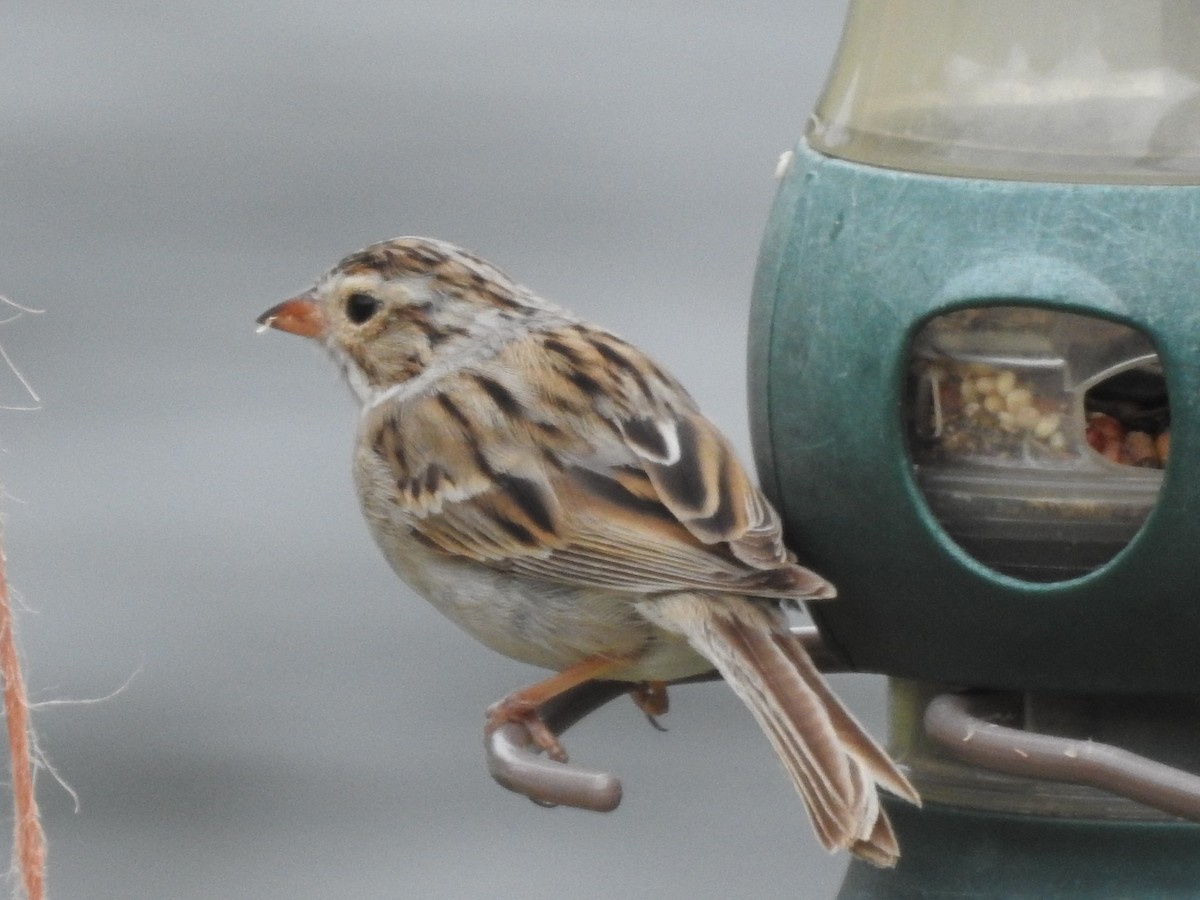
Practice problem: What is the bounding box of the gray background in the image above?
[1,4,880,898]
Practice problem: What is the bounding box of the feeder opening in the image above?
[906,306,1167,583]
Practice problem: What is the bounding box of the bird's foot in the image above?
[486,695,570,763]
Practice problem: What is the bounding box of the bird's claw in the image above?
[482,626,844,812]
[486,697,569,763]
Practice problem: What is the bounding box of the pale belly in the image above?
[353,446,715,681]
[375,529,713,681]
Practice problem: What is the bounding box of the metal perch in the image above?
[924,691,1200,824]
[484,625,844,811]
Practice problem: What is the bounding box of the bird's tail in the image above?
[642,593,920,867]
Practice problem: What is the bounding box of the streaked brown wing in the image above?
[368,324,833,601]
[619,410,801,571]
[397,414,832,601]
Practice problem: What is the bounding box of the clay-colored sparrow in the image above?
[258,236,917,865]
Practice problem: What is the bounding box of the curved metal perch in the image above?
[924,691,1200,823]
[484,625,843,811]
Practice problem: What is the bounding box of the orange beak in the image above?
[256,295,328,339]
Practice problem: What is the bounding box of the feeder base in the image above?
[839,798,1200,898]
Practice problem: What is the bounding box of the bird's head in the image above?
[257,236,554,404]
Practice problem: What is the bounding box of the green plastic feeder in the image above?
[750,2,1200,895]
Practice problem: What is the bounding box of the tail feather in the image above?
[641,593,918,867]
[850,805,901,868]
[713,614,861,849]
[770,631,921,807]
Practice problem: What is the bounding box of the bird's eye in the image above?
[345,292,381,324]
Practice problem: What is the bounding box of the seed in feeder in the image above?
[1122,431,1157,468]
[994,370,1017,396]
[1086,413,1124,463]
[1049,432,1066,451]
[1005,387,1033,414]
[1015,405,1040,429]
[975,375,996,395]
[1034,413,1061,439]
[959,380,977,403]
[1156,430,1170,464]
[1086,413,1122,450]
[997,410,1017,432]
[983,394,1004,414]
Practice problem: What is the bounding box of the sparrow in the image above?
[257,236,918,865]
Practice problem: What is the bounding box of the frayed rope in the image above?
[0,528,45,900]
[0,298,47,898]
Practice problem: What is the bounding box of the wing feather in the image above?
[363,325,834,602]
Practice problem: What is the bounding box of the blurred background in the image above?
[2,3,865,897]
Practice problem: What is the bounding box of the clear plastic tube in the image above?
[809,0,1200,183]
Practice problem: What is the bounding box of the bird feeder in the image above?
[750,1,1200,895]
